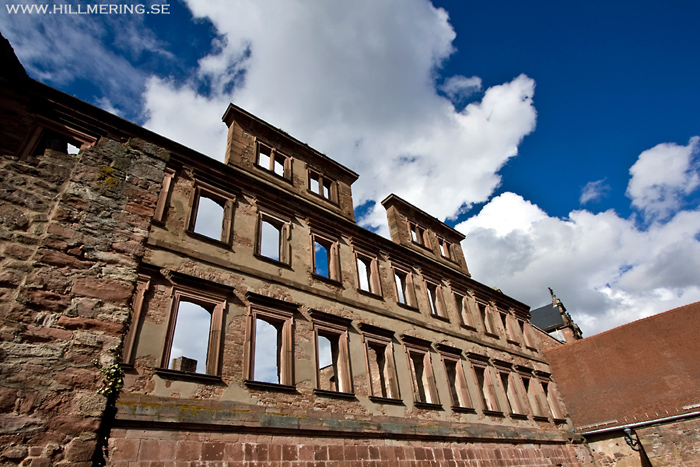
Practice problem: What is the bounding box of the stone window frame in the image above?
[516,366,546,421]
[243,293,298,392]
[392,264,419,311]
[477,300,499,338]
[519,319,538,351]
[493,360,529,420]
[122,273,151,366]
[159,284,227,379]
[437,236,452,260]
[402,335,441,409]
[453,290,478,331]
[186,180,236,247]
[309,230,342,284]
[436,344,475,413]
[535,371,567,423]
[307,167,338,204]
[496,308,520,345]
[359,323,402,404]
[354,249,382,298]
[310,310,354,397]
[423,277,449,321]
[255,210,292,266]
[466,353,503,417]
[153,168,175,225]
[255,140,291,180]
[18,117,97,161]
[408,221,431,249]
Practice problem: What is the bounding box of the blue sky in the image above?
[2,0,699,335]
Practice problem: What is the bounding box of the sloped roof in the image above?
[530,303,565,332]
[544,301,700,433]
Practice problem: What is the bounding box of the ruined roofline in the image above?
[222,103,359,183]
[380,193,466,241]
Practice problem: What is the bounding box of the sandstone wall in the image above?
[0,138,166,466]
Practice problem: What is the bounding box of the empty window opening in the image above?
[357,257,371,292]
[257,144,287,177]
[479,303,496,335]
[317,334,337,391]
[406,345,439,406]
[308,170,335,201]
[258,145,271,169]
[366,341,399,399]
[253,318,283,384]
[310,173,320,193]
[520,321,536,349]
[456,294,475,328]
[314,240,330,277]
[473,365,500,412]
[260,219,281,261]
[541,381,564,419]
[500,372,524,414]
[439,238,451,258]
[395,272,408,304]
[499,313,509,337]
[169,301,212,374]
[522,376,544,417]
[426,283,439,316]
[444,358,471,408]
[193,196,225,240]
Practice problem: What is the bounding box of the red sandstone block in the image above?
[202,442,225,461]
[368,446,380,460]
[71,277,134,305]
[139,440,175,461]
[313,446,328,461]
[224,442,243,461]
[328,445,344,461]
[356,445,369,460]
[176,441,202,461]
[113,438,140,461]
[298,445,314,461]
[56,315,123,335]
[282,444,298,461]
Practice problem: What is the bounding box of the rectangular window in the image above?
[311,311,353,395]
[355,252,381,296]
[539,378,565,420]
[311,232,340,282]
[256,142,288,178]
[438,346,473,411]
[244,294,297,389]
[403,337,439,407]
[520,374,546,420]
[361,324,400,402]
[495,364,527,417]
[438,238,451,259]
[187,182,235,245]
[520,320,537,350]
[408,222,429,248]
[425,281,447,319]
[478,302,498,336]
[393,267,417,308]
[257,212,290,264]
[455,293,476,329]
[162,288,226,376]
[467,355,502,414]
[308,169,337,202]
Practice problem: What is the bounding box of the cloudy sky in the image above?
[3,0,699,336]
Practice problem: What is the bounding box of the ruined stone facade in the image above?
[0,36,594,466]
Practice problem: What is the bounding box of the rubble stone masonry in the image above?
[0,139,167,466]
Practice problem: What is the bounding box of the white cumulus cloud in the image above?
[141,0,537,230]
[457,139,700,336]
[627,137,700,221]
